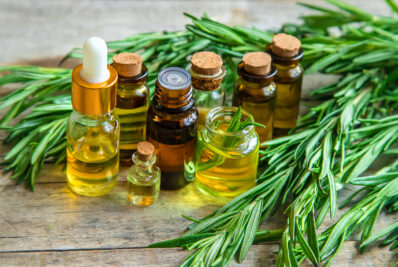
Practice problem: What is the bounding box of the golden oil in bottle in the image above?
[195,107,259,200]
[233,52,276,145]
[126,142,160,207]
[67,37,119,196]
[267,33,304,138]
[112,53,149,166]
[67,116,119,196]
[187,51,226,128]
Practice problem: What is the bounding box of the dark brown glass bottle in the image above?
[267,33,304,138]
[147,67,198,190]
[233,52,277,145]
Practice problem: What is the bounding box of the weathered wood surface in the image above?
[0,0,397,266]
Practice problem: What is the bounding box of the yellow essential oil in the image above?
[127,142,160,207]
[67,119,119,196]
[195,107,259,200]
[112,53,149,166]
[67,37,119,196]
[233,52,277,145]
[267,33,304,138]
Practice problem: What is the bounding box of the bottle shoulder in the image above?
[67,110,119,135]
[274,63,304,82]
[128,165,161,185]
[147,104,198,127]
[234,78,276,99]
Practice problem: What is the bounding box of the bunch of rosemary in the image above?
[0,0,397,265]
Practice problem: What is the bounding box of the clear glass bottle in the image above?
[67,37,119,196]
[195,106,259,200]
[127,142,160,207]
[187,51,226,128]
[112,53,149,166]
[147,67,198,190]
[267,34,304,138]
[233,52,277,145]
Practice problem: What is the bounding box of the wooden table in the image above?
[0,0,396,266]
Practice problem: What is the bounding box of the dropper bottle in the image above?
[67,37,120,196]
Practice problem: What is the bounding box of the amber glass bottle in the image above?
[233,52,277,145]
[112,53,149,166]
[187,51,226,128]
[267,33,304,138]
[147,67,198,189]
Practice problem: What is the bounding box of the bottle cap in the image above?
[271,33,301,58]
[191,51,223,75]
[71,37,117,115]
[154,67,192,109]
[136,142,155,162]
[157,67,191,90]
[112,53,143,77]
[242,52,271,75]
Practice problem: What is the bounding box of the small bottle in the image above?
[267,33,303,138]
[233,52,277,144]
[147,67,198,190]
[112,53,149,166]
[195,107,259,200]
[187,51,226,127]
[127,142,160,207]
[67,37,119,196]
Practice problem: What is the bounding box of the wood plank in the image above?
[0,242,394,267]
[0,180,396,251]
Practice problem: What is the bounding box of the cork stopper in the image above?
[242,52,271,76]
[191,51,223,75]
[136,142,154,162]
[112,53,142,77]
[272,33,301,58]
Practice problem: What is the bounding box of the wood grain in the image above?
[0,242,394,267]
[1,0,397,266]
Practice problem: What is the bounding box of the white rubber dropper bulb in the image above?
[79,37,110,84]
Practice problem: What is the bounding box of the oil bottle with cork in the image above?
[187,51,226,127]
[267,33,304,138]
[67,37,120,196]
[146,67,198,190]
[112,53,149,166]
[233,52,277,144]
[127,141,160,207]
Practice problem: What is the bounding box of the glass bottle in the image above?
[233,52,277,145]
[147,67,198,190]
[67,37,119,196]
[127,142,160,207]
[112,53,149,166]
[195,106,259,200]
[267,33,304,138]
[187,51,226,128]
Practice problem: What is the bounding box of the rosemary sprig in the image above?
[0,0,397,266]
[196,106,265,173]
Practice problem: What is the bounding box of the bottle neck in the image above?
[266,44,303,67]
[132,152,156,168]
[117,64,148,87]
[187,64,226,91]
[203,107,256,150]
[153,80,193,111]
[237,62,277,86]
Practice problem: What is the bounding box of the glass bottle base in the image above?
[67,174,118,196]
